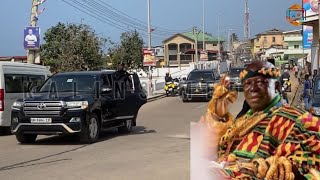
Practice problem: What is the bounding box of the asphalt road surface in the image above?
[0,92,245,180]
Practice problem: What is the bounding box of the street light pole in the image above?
[202,0,205,51]
[217,14,221,61]
[147,0,153,97]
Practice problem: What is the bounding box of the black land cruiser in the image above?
[11,70,147,144]
[179,69,219,102]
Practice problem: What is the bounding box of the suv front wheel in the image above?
[80,113,100,144]
[16,134,37,144]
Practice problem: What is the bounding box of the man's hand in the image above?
[213,74,237,118]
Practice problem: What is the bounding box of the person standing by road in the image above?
[303,74,312,111]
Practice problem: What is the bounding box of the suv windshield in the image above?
[188,71,214,81]
[39,74,97,93]
[229,68,245,77]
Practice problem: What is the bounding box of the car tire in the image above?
[118,119,133,134]
[80,113,100,144]
[15,133,37,144]
[182,92,188,102]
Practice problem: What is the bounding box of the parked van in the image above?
[0,62,51,132]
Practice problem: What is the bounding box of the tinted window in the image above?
[39,75,97,93]
[229,68,245,76]
[315,79,320,94]
[188,71,214,81]
[4,74,25,93]
[28,75,45,89]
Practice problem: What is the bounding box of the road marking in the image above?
[166,134,190,140]
[196,104,207,109]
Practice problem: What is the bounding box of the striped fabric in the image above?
[217,104,320,179]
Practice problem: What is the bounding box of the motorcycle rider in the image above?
[165,72,173,83]
[280,69,290,86]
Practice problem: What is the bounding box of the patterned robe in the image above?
[204,86,320,179]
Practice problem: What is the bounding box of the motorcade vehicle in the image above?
[11,70,147,144]
[228,67,245,91]
[164,78,179,96]
[0,62,51,133]
[179,69,219,102]
[310,75,320,116]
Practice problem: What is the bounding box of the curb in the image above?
[147,93,166,102]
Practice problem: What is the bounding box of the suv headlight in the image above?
[12,101,24,109]
[66,101,88,109]
[313,107,320,116]
[208,83,214,88]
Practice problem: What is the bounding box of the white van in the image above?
[0,62,51,132]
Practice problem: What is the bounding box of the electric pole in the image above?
[27,0,39,64]
[193,27,199,65]
[147,0,153,97]
[202,0,205,51]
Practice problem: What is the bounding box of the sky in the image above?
[0,0,302,56]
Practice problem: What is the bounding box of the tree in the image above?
[108,30,144,70]
[41,22,109,73]
[230,33,239,42]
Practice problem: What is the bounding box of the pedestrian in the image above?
[293,64,298,78]
[198,60,320,179]
[303,74,312,111]
[312,69,318,89]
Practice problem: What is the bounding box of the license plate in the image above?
[30,118,52,124]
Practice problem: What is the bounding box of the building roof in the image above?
[283,29,302,35]
[163,31,225,43]
[256,28,284,36]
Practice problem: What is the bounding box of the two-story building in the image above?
[253,28,286,57]
[283,30,311,61]
[163,31,225,67]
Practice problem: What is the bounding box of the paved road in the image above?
[0,93,245,180]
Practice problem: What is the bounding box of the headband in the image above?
[239,67,281,82]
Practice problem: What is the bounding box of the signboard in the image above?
[286,4,305,26]
[24,26,40,50]
[143,48,156,66]
[303,0,318,17]
[303,25,313,49]
[200,51,208,61]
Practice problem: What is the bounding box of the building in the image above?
[163,31,225,67]
[0,56,28,63]
[253,28,286,57]
[302,2,318,72]
[283,29,311,61]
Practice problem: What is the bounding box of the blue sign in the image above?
[24,27,40,50]
[303,25,313,49]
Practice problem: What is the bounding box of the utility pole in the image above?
[147,0,153,97]
[193,27,199,66]
[217,14,221,61]
[27,0,39,64]
[202,0,205,51]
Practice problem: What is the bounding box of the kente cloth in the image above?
[203,84,320,180]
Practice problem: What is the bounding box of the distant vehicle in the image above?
[311,75,320,116]
[11,70,147,144]
[228,67,245,91]
[179,69,219,102]
[0,62,51,133]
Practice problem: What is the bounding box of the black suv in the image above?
[179,69,219,102]
[228,67,245,91]
[11,70,147,144]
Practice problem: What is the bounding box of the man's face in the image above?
[314,70,318,75]
[243,76,276,112]
[28,29,33,35]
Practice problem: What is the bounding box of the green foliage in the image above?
[41,22,109,73]
[108,30,144,70]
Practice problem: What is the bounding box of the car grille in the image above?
[23,101,64,116]
[187,83,209,93]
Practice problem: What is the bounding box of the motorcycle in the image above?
[282,78,292,92]
[164,79,179,97]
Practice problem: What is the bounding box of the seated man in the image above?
[199,60,320,179]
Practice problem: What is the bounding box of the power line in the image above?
[61,0,165,41]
